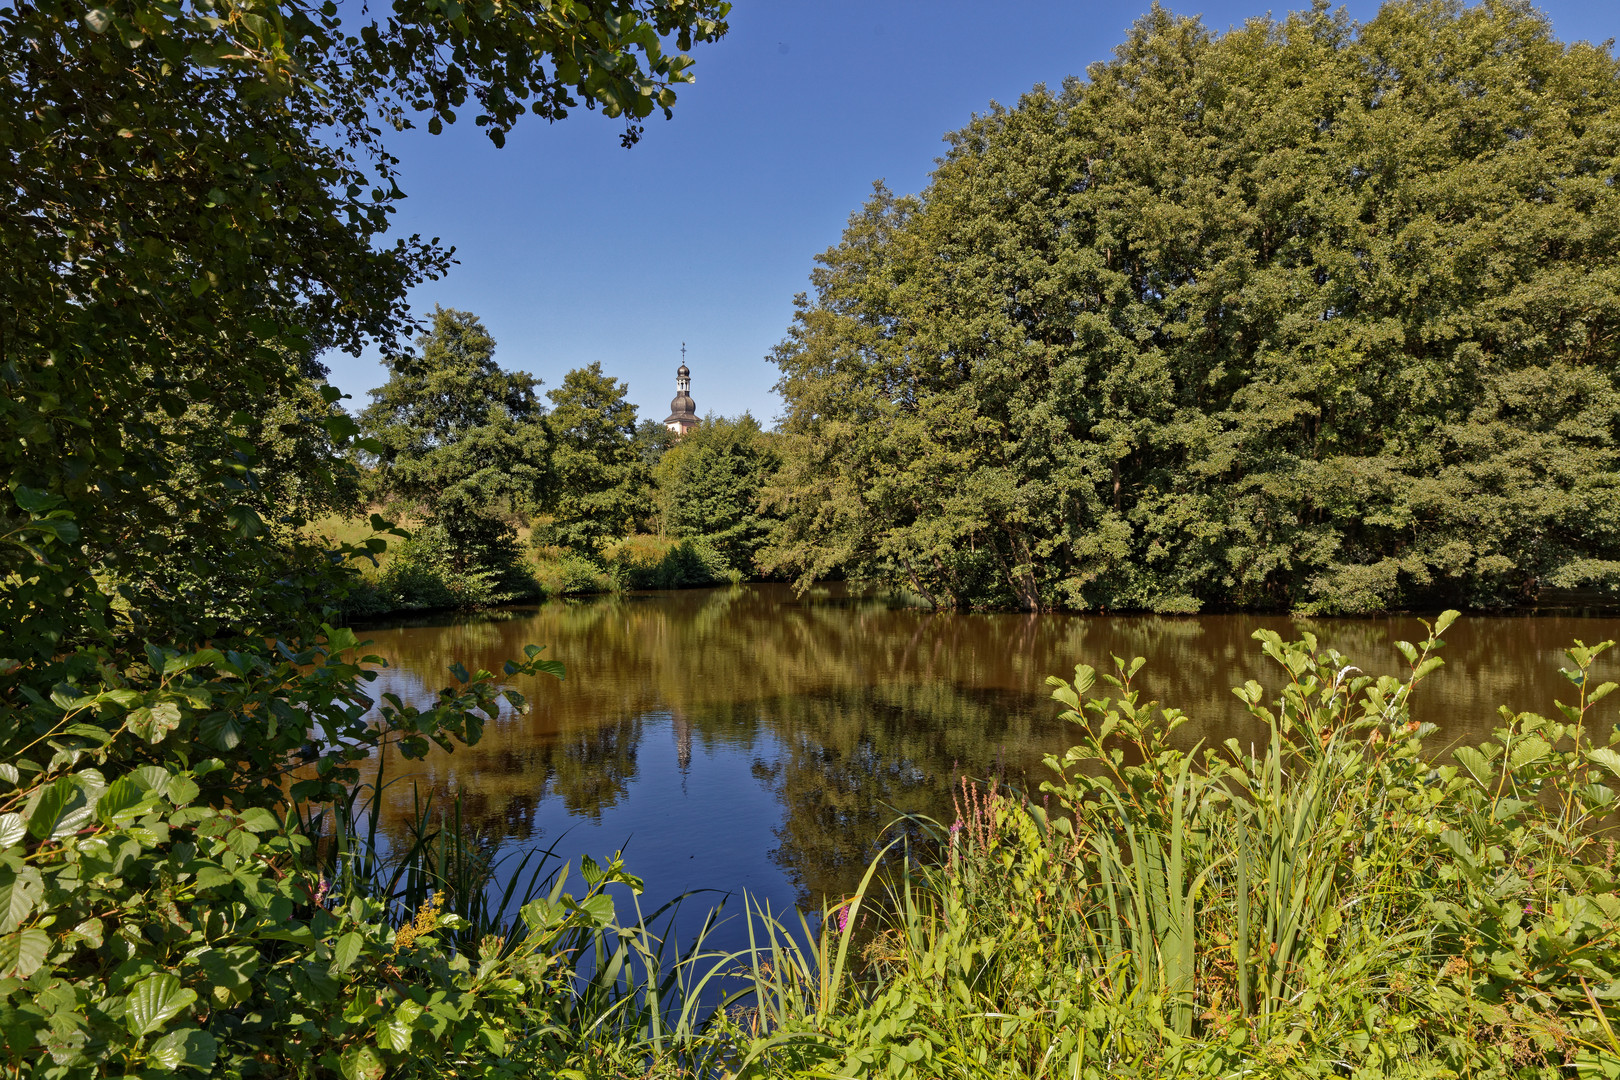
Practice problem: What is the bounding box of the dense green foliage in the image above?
[359,304,547,599]
[540,362,647,556]
[723,622,1620,1077]
[766,0,1620,614]
[606,534,739,588]
[655,413,782,574]
[361,307,549,588]
[0,0,732,1072]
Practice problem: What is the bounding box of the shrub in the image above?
[605,535,737,590]
[0,637,734,1078]
[372,524,540,611]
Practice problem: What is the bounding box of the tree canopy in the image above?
[3,0,729,655]
[544,362,645,554]
[765,0,1620,613]
[656,413,782,573]
[0,4,729,1070]
[362,307,550,568]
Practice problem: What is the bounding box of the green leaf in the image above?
[199,712,245,751]
[1493,798,1531,820]
[0,928,49,979]
[0,868,41,934]
[1590,747,1620,781]
[225,504,265,538]
[126,972,197,1036]
[162,649,224,676]
[376,1013,413,1052]
[146,1027,216,1072]
[128,702,183,744]
[166,776,200,806]
[340,1042,386,1080]
[68,917,104,949]
[1508,735,1554,772]
[10,486,60,513]
[575,894,615,928]
[236,807,279,833]
[28,776,90,840]
[0,814,24,848]
[97,775,152,824]
[1454,745,1495,784]
[330,931,363,974]
[27,518,79,545]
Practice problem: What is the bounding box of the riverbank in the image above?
[715,617,1620,1077]
[313,513,744,616]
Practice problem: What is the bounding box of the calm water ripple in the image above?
[353,583,1620,942]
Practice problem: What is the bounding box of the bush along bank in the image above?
[341,530,743,618]
[0,633,737,1079]
[722,615,1620,1078]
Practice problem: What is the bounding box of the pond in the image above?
[354,583,1620,939]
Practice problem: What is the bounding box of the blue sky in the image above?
[325,0,1619,428]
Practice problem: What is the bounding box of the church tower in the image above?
[664,344,699,435]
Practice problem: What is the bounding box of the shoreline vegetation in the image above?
[320,515,747,618]
[18,617,1620,1077]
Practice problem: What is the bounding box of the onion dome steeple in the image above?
[664,343,699,435]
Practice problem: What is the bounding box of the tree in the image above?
[655,413,782,573]
[362,307,550,570]
[765,0,1620,614]
[3,0,730,656]
[0,4,729,1070]
[634,419,682,468]
[544,363,645,554]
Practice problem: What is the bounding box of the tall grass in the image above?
[293,748,737,1076]
[722,615,1620,1078]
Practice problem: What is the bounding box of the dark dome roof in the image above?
[666,392,697,423]
[677,363,690,377]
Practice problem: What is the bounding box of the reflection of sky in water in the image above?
[517,711,796,946]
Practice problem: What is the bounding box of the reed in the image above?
[293,746,738,1076]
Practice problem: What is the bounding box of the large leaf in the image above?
[27,773,102,841]
[126,972,197,1036]
[199,711,245,751]
[1454,745,1494,785]
[0,868,42,934]
[128,702,183,744]
[1508,734,1554,772]
[146,1027,217,1072]
[330,931,364,974]
[97,775,154,824]
[376,1013,413,1053]
[340,1043,386,1080]
[1589,747,1620,781]
[0,928,49,979]
[0,814,24,848]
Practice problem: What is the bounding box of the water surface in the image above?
[354,584,1620,928]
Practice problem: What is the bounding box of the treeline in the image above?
[348,306,782,610]
[762,0,1620,614]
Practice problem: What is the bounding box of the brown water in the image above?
[355,583,1620,923]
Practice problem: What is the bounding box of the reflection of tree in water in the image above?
[545,714,643,819]
[353,586,1620,904]
[717,682,1068,907]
